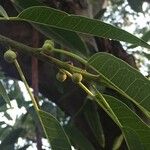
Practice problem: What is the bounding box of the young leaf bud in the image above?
[4,50,17,63]
[72,73,83,83]
[42,40,54,55]
[56,71,67,82]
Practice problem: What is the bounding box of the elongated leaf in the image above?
[0,103,8,112]
[88,52,150,115]
[14,1,88,55]
[64,124,95,150]
[0,81,11,106]
[0,5,9,19]
[17,6,150,49]
[4,112,13,120]
[38,110,71,150]
[0,95,6,107]
[128,30,150,49]
[127,0,143,12]
[95,94,150,150]
[0,128,24,149]
[142,30,150,42]
[112,134,124,150]
[18,144,31,150]
[142,52,150,60]
[0,126,11,141]
[84,101,105,147]
[34,25,88,55]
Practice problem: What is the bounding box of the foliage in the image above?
[0,0,150,150]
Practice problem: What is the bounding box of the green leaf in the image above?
[41,101,57,116]
[4,112,13,120]
[38,110,71,150]
[27,106,40,125]
[0,103,8,112]
[34,25,88,55]
[0,81,11,106]
[84,100,105,147]
[64,124,95,150]
[112,134,124,150]
[14,1,88,55]
[0,95,6,107]
[95,93,150,150]
[0,5,9,19]
[128,30,150,49]
[18,144,31,150]
[142,30,150,42]
[0,126,11,141]
[127,0,143,12]
[88,52,150,116]
[142,52,150,60]
[0,128,24,149]
[17,6,150,49]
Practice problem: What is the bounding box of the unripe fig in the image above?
[42,40,54,54]
[4,50,17,63]
[72,73,83,83]
[56,71,67,82]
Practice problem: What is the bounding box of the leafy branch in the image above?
[0,34,99,82]
[1,4,150,150]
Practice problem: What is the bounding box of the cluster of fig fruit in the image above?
[56,70,83,84]
[4,42,83,85]
[41,40,83,84]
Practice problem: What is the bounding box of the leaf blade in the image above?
[95,93,150,150]
[0,5,9,19]
[0,81,11,106]
[142,30,150,42]
[88,52,150,115]
[34,24,88,55]
[104,95,150,150]
[38,110,71,150]
[14,1,88,55]
[84,101,105,147]
[127,0,143,12]
[64,124,95,150]
[17,6,150,49]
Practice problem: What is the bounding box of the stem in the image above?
[0,17,17,21]
[53,48,87,64]
[2,34,148,118]
[63,68,122,127]
[0,34,99,82]
[78,82,94,97]
[94,90,122,128]
[14,59,50,144]
[14,59,39,111]
[0,34,40,55]
[2,34,148,119]
[94,95,122,128]
[41,53,99,81]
